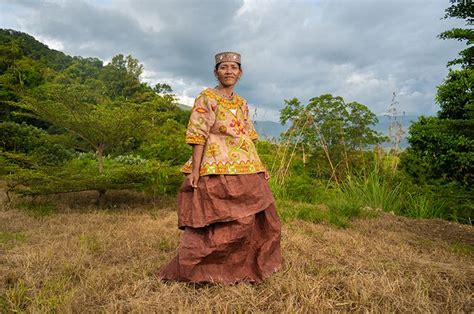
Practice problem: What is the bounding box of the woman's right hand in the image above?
[188,171,200,189]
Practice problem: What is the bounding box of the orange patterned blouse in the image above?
[181,88,267,176]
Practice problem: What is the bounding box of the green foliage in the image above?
[55,57,102,84]
[278,94,388,184]
[99,54,144,100]
[270,146,472,225]
[0,29,193,203]
[17,201,56,218]
[280,94,386,150]
[399,1,473,224]
[4,154,182,197]
[437,1,473,68]
[402,192,445,219]
[138,119,191,165]
[13,82,163,171]
[340,168,403,214]
[404,181,473,223]
[276,197,370,229]
[154,83,173,94]
[436,68,474,120]
[274,174,326,203]
[0,29,73,71]
[0,121,74,166]
[402,116,473,186]
[254,140,280,171]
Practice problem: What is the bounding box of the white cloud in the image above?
[0,0,467,121]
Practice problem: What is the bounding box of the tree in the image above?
[402,0,474,188]
[399,0,473,222]
[15,82,154,173]
[279,94,386,183]
[99,54,144,100]
[154,83,173,95]
[437,0,473,68]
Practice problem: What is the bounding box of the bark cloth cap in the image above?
[215,51,241,65]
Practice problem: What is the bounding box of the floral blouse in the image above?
[181,88,266,176]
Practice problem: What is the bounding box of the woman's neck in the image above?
[214,85,234,99]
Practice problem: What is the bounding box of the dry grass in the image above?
[0,188,473,312]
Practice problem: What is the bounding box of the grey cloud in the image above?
[1,0,467,119]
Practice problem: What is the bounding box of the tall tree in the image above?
[402,0,473,188]
[279,94,386,183]
[16,82,154,173]
[99,54,144,100]
[437,0,473,68]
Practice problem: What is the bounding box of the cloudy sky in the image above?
[0,0,467,121]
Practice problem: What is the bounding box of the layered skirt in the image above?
[156,172,282,284]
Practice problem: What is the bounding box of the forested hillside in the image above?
[0,28,191,204]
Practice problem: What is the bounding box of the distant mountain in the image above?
[253,120,290,140]
[254,114,422,150]
[176,103,191,111]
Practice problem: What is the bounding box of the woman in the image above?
[156,52,282,284]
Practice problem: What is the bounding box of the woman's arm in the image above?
[184,94,216,188]
[189,144,205,188]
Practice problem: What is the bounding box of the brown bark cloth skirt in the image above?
[156,172,282,284]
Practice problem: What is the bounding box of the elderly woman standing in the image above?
[157,52,282,284]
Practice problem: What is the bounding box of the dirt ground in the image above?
[0,189,473,312]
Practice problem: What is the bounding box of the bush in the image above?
[4,155,182,198]
[0,121,74,165]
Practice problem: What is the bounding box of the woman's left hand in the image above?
[264,170,270,180]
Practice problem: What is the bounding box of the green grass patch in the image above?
[31,277,75,311]
[276,197,377,228]
[0,232,27,249]
[0,280,32,312]
[450,242,474,256]
[0,277,75,313]
[402,192,445,219]
[17,201,56,218]
[340,170,404,215]
[155,238,175,252]
[79,233,102,254]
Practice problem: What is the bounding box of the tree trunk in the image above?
[96,189,106,207]
[96,143,105,174]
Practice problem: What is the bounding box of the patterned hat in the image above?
[215,51,241,65]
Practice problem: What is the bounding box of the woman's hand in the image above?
[189,144,204,189]
[264,170,270,181]
[189,171,200,188]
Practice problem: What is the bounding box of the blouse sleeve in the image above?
[243,101,259,142]
[185,94,216,145]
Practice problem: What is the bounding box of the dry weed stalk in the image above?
[271,109,311,185]
[384,92,406,173]
[314,123,340,188]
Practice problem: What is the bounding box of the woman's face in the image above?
[214,61,242,87]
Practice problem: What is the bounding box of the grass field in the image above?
[0,188,473,312]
